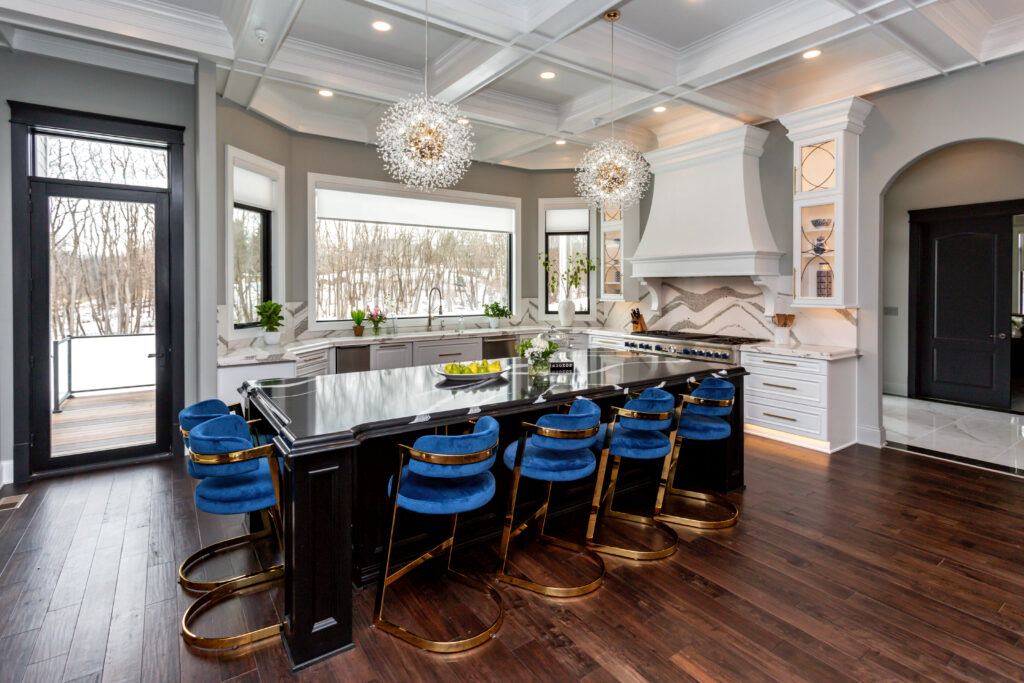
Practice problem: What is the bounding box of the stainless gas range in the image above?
[616,330,768,364]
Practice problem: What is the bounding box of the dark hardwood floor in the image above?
[2,436,1024,682]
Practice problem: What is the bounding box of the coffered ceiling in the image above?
[1,0,1023,169]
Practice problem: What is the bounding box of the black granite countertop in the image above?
[244,349,743,453]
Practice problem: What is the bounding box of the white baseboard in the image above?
[858,425,885,448]
[0,459,13,489]
[744,423,832,453]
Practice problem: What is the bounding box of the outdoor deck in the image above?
[51,389,155,457]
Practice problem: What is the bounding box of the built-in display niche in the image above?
[780,97,873,309]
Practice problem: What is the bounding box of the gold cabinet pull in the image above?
[764,359,797,366]
[438,352,463,357]
[763,382,797,390]
[377,343,408,349]
[764,412,797,422]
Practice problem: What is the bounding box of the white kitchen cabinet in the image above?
[217,361,295,405]
[293,347,332,377]
[370,342,413,370]
[779,97,872,309]
[741,350,856,453]
[598,205,640,303]
[413,338,482,366]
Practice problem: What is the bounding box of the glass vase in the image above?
[372,324,382,336]
[528,358,549,376]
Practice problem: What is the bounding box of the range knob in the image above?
[696,350,705,356]
[654,345,662,351]
[682,349,691,355]
[713,352,722,358]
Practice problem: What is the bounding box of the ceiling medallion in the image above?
[377,0,473,191]
[575,9,650,210]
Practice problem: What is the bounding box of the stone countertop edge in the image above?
[739,342,859,361]
[217,326,618,368]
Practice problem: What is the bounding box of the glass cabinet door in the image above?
[601,224,622,298]
[797,202,836,301]
[798,139,836,193]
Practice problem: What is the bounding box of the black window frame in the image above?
[312,215,515,323]
[231,201,273,329]
[544,230,592,316]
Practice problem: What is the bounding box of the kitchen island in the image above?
[242,348,746,669]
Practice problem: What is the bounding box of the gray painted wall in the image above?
[881,140,1024,396]
[215,100,576,306]
[0,51,196,484]
[856,51,1024,445]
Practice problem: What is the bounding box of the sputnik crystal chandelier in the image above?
[575,10,651,210]
[377,0,473,191]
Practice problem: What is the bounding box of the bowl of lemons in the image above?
[435,359,506,382]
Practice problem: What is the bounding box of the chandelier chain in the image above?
[424,0,429,94]
[610,15,614,139]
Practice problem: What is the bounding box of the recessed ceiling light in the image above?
[317,88,334,97]
[372,20,392,32]
[540,71,556,80]
[803,49,822,59]
[653,105,667,113]
[457,117,469,125]
[555,139,567,145]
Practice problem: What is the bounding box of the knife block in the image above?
[631,314,648,333]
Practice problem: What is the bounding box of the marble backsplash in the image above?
[218,276,857,355]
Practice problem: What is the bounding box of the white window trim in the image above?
[306,173,522,332]
[225,145,286,339]
[537,197,598,323]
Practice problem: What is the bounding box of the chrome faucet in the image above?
[427,287,443,329]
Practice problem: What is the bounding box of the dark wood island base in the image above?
[243,349,746,669]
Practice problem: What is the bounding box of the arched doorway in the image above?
[879,139,1024,471]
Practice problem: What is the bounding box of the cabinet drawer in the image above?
[745,399,825,440]
[413,338,483,366]
[370,343,413,370]
[741,352,826,376]
[746,370,826,406]
[294,349,330,377]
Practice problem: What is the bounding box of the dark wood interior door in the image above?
[911,213,1012,409]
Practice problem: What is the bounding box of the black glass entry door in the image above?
[29,181,172,473]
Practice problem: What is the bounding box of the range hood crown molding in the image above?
[778,96,874,141]
[629,124,781,281]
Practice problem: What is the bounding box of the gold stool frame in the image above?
[180,419,287,651]
[654,393,739,529]
[373,442,503,653]
[498,422,606,598]
[585,400,682,561]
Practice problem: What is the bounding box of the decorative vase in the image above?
[557,299,575,327]
[372,324,382,336]
[488,317,500,329]
[528,358,550,376]
[265,330,281,346]
[353,325,364,337]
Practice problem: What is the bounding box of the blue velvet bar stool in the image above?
[179,399,252,479]
[179,414,286,651]
[654,377,739,529]
[498,398,605,597]
[374,416,503,653]
[585,388,682,561]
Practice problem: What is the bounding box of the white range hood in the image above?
[630,125,781,279]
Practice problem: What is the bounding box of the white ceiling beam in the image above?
[828,0,949,74]
[222,0,306,107]
[912,0,989,62]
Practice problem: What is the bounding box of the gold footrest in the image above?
[656,488,739,530]
[373,570,503,653]
[181,566,284,651]
[178,525,279,592]
[587,511,678,561]
[498,533,605,598]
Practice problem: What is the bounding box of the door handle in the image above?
[147,352,164,358]
[990,333,1008,340]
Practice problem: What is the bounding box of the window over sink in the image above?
[309,175,519,328]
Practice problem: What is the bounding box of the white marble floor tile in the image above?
[907,422,1018,463]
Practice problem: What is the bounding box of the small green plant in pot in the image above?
[256,300,284,346]
[351,308,367,337]
[482,302,512,329]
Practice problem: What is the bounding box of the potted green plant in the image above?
[351,308,367,337]
[538,252,597,327]
[482,302,512,329]
[255,300,284,346]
